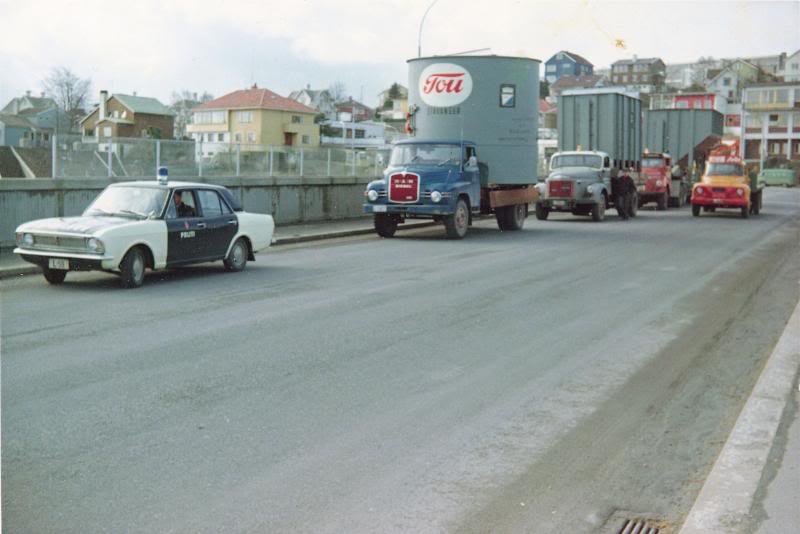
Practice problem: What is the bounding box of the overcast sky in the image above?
[1,0,797,109]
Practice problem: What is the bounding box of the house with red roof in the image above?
[187,84,320,155]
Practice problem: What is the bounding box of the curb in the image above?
[679,300,800,533]
[0,221,438,280]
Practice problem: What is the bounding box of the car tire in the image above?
[224,238,248,272]
[374,214,398,238]
[42,266,67,285]
[445,198,469,239]
[692,204,701,217]
[535,202,550,220]
[120,247,146,288]
[591,198,605,222]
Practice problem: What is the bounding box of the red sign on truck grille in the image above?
[389,173,420,203]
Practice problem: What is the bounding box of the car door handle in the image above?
[227,219,237,225]
[196,222,207,229]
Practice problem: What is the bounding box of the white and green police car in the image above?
[14,179,274,288]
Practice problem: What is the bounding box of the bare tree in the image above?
[328,81,347,103]
[42,67,90,132]
[170,90,214,139]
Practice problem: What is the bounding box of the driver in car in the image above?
[174,191,196,218]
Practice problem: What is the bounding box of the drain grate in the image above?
[618,518,662,534]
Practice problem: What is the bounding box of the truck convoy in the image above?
[535,88,641,221]
[363,55,540,239]
[690,139,763,218]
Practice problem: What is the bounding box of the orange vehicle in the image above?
[690,139,763,219]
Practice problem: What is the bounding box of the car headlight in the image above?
[430,190,443,203]
[655,179,663,187]
[21,233,34,246]
[736,188,744,196]
[366,189,379,202]
[86,237,105,254]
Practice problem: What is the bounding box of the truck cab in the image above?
[535,150,635,222]
[690,155,762,218]
[363,139,482,239]
[637,152,675,210]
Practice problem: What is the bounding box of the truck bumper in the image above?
[691,196,748,208]
[363,203,454,217]
[539,198,592,211]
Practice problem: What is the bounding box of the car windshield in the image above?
[706,162,744,176]
[642,158,665,168]
[84,186,168,218]
[551,154,603,169]
[389,144,462,166]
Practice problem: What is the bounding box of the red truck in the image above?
[635,151,689,210]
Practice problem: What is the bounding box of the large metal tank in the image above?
[558,88,642,168]
[643,109,724,166]
[408,55,540,186]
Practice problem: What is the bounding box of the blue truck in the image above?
[363,55,541,239]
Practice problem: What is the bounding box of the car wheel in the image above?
[224,238,248,272]
[120,247,146,288]
[374,214,398,238]
[43,266,67,285]
[445,198,469,239]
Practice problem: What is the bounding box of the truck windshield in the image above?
[641,158,665,168]
[551,154,602,169]
[706,163,744,176]
[85,186,168,218]
[390,144,462,166]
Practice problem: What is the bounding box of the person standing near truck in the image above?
[612,170,634,220]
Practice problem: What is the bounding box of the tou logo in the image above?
[418,63,473,107]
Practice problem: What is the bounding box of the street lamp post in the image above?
[418,0,441,58]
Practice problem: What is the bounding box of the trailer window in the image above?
[500,84,516,108]
[551,154,603,169]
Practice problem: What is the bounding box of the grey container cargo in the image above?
[557,88,642,168]
[407,55,539,186]
[643,109,723,166]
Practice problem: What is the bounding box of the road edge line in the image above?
[679,298,800,533]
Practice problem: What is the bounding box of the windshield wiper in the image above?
[89,208,114,216]
[437,158,455,167]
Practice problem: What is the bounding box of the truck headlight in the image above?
[86,237,105,253]
[655,179,663,187]
[696,187,704,195]
[366,189,379,202]
[430,191,443,203]
[736,188,744,196]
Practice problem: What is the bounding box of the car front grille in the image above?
[30,235,88,253]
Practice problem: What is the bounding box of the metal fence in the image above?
[50,135,392,179]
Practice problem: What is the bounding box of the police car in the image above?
[13,175,275,288]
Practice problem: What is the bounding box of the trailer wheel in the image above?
[374,214,398,238]
[591,199,605,222]
[535,203,550,220]
[503,203,527,231]
[445,198,469,239]
[692,204,701,216]
[657,191,668,211]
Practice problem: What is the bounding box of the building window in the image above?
[234,133,241,142]
[217,133,224,142]
[103,126,111,137]
[301,135,310,144]
[291,115,302,124]
[247,132,256,142]
[500,84,516,108]
[722,78,731,86]
[546,65,556,73]
[193,111,226,124]
[237,111,253,123]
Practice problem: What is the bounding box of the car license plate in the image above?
[373,205,387,213]
[48,258,69,270]
[553,200,567,207]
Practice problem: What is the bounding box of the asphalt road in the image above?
[3,188,799,533]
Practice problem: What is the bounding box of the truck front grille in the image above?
[389,173,420,203]
[549,180,574,198]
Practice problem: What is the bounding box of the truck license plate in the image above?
[553,200,567,207]
[373,205,387,213]
[48,258,69,270]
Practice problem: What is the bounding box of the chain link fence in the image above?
[50,135,391,179]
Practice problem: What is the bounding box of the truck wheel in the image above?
[692,204,701,217]
[445,198,469,239]
[535,202,550,220]
[42,266,67,285]
[591,199,605,222]
[374,214,398,238]
[504,204,527,231]
[741,205,750,219]
[120,247,146,288]
[657,191,668,211]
